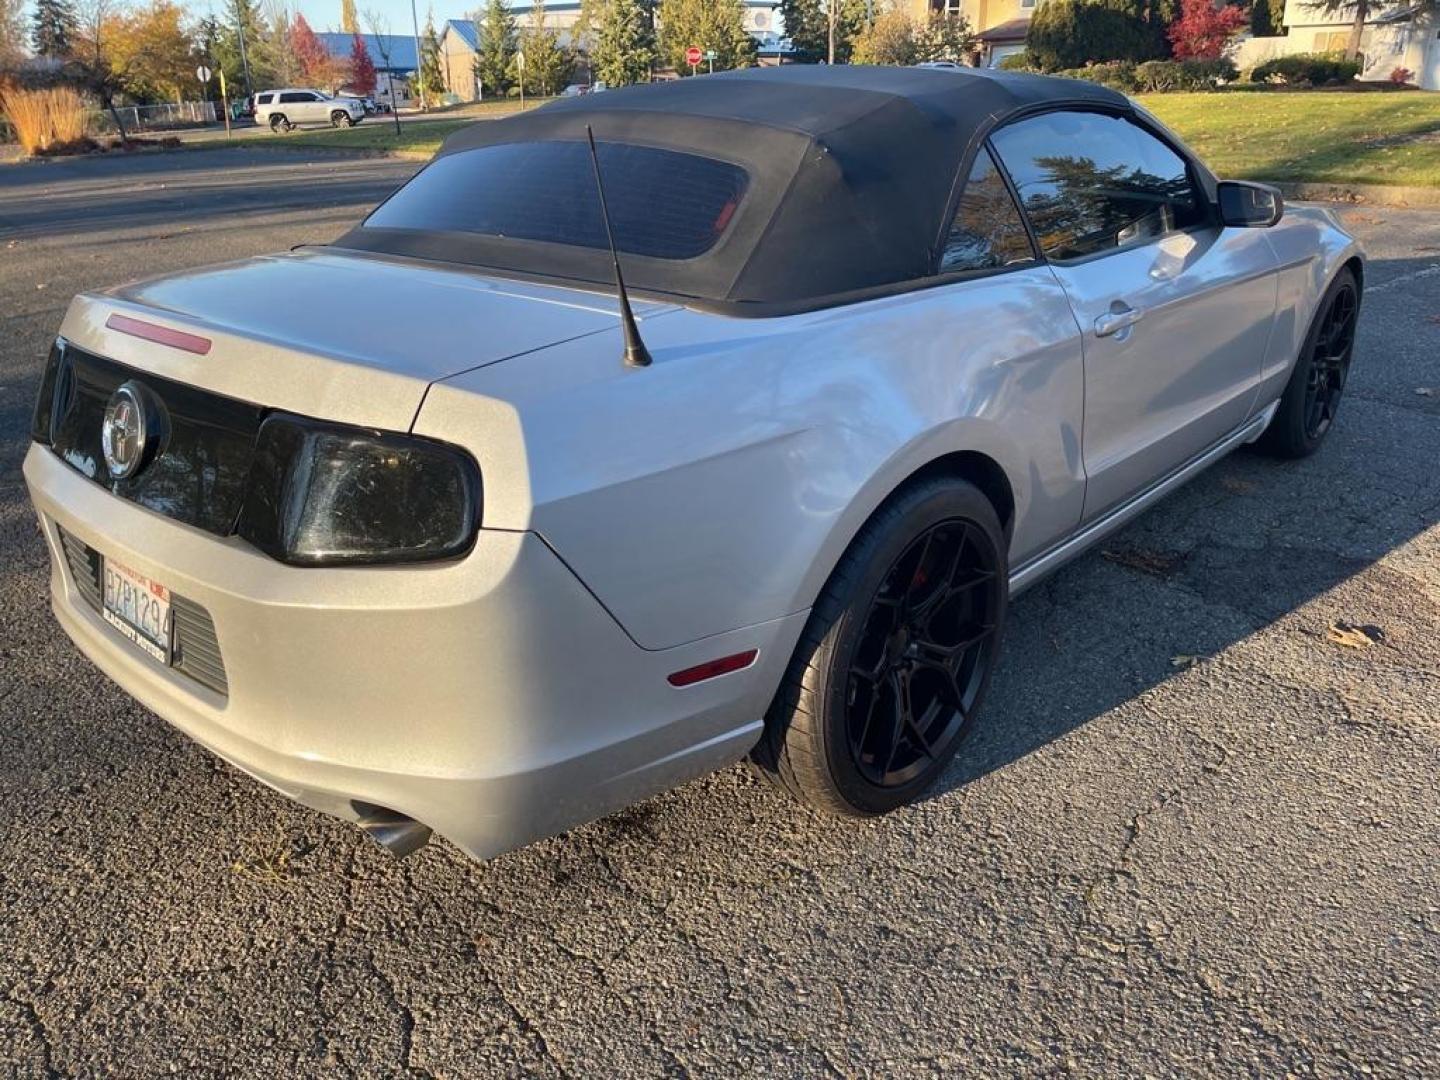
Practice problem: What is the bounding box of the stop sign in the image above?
[685,46,702,67]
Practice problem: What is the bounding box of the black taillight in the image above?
[30,340,65,445]
[236,413,482,566]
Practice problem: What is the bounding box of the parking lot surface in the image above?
[1,150,1437,1077]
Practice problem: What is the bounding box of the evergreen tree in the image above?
[340,0,359,34]
[419,10,446,97]
[591,0,655,86]
[777,0,824,58]
[514,0,572,94]
[1,0,27,63]
[656,0,754,74]
[473,0,516,97]
[31,0,78,58]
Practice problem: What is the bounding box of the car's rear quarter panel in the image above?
[416,267,1088,650]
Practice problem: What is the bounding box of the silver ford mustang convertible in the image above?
[26,67,1363,860]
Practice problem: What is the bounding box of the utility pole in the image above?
[234,0,254,95]
[408,0,425,109]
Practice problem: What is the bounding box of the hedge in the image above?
[1048,57,1238,92]
[1250,52,1361,86]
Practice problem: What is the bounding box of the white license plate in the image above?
[101,558,171,665]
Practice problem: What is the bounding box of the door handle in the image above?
[1095,303,1144,338]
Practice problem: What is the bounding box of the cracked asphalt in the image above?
[1,150,1438,1077]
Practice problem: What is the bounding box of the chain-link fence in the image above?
[91,101,219,133]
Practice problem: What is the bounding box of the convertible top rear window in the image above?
[363,141,750,261]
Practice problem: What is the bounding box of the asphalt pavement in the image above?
[0,149,1437,1077]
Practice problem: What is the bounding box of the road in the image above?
[1,150,1437,1077]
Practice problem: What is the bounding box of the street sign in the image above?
[195,65,212,83]
[685,46,702,67]
[703,50,716,60]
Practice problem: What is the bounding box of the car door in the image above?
[990,109,1279,522]
[299,92,326,123]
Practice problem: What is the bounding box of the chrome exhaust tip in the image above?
[354,804,432,858]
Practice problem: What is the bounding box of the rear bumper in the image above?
[24,443,804,859]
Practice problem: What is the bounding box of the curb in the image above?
[1268,181,1440,209]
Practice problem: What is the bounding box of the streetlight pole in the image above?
[234,0,253,95]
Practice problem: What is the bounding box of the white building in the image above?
[1234,1,1440,89]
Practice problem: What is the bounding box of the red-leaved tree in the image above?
[1167,0,1248,59]
[293,14,339,87]
[349,33,377,94]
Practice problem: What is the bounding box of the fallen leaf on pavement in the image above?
[1416,387,1435,397]
[1220,476,1258,494]
[1101,546,1189,578]
[1327,621,1385,648]
[1171,654,1204,669]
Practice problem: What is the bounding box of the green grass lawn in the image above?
[246,89,1440,187]
[1138,91,1440,187]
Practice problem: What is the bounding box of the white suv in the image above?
[255,89,366,132]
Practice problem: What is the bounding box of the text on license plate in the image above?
[102,558,171,665]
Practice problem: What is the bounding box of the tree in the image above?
[913,12,976,62]
[293,12,342,88]
[777,0,825,57]
[590,0,655,85]
[1,0,27,64]
[418,9,446,98]
[514,0,572,94]
[473,0,516,96]
[656,0,755,74]
[1024,0,1165,71]
[348,32,376,92]
[32,0,78,58]
[1167,0,1247,58]
[102,0,198,102]
[340,0,359,34]
[850,8,917,64]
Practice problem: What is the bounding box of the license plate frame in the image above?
[101,556,172,666]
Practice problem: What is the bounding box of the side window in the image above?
[989,111,1207,262]
[941,146,1034,273]
[256,93,273,105]
[279,92,306,104]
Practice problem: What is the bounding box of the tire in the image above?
[752,477,1008,816]
[1253,266,1361,459]
[331,111,353,128]
[269,114,291,133]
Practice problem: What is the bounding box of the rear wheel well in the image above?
[901,451,1015,540]
[1342,255,1364,297]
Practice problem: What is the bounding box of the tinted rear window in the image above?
[363,141,750,261]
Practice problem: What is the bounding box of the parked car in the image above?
[254,88,366,131]
[26,67,1362,862]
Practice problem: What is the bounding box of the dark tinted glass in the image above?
[941,146,1034,273]
[365,141,750,261]
[279,92,309,103]
[990,111,1205,262]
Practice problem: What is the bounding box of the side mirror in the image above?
[1217,181,1284,228]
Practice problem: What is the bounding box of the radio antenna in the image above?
[585,124,652,368]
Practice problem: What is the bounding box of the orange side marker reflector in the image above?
[667,649,759,688]
[106,313,212,356]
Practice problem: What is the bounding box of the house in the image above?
[905,0,1037,67]
[316,31,421,106]
[438,1,785,101]
[1233,1,1440,88]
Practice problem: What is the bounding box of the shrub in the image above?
[1167,0,1248,61]
[1025,0,1166,71]
[1054,61,1139,91]
[995,51,1035,71]
[0,85,90,155]
[1133,57,1237,90]
[1389,66,1414,85]
[1250,52,1361,86]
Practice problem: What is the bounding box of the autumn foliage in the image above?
[0,85,89,154]
[349,33,377,95]
[1167,0,1248,60]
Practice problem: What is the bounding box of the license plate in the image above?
[101,557,171,665]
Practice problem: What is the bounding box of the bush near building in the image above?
[1250,52,1362,85]
[1024,0,1166,72]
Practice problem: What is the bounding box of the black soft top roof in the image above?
[335,66,1131,313]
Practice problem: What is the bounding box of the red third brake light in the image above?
[667,649,759,688]
[106,313,213,356]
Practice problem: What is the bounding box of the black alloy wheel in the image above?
[1303,279,1358,441]
[845,520,1001,789]
[753,477,1009,816]
[1255,266,1361,459]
